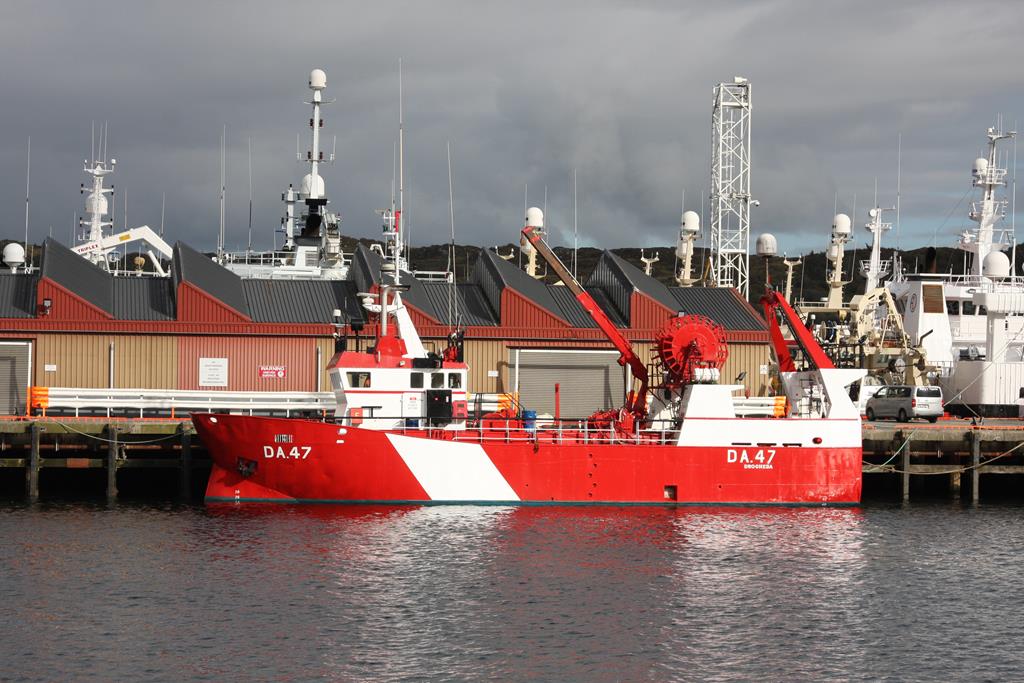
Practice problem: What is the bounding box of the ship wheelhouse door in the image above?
[426,389,453,425]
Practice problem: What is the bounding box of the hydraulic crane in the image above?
[521,214,650,430]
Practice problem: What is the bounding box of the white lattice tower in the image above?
[710,77,752,297]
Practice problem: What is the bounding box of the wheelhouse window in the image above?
[410,372,424,389]
[347,372,371,388]
[946,300,960,315]
[431,372,445,389]
[962,301,976,316]
[448,372,462,389]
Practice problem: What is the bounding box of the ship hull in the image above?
[193,414,862,506]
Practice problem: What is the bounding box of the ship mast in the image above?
[80,123,116,268]
[861,206,893,292]
[961,126,1016,277]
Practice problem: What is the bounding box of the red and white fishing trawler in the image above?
[194,209,866,506]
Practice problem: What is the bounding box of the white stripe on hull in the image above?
[385,433,520,501]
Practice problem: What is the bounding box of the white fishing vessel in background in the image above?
[887,126,1024,416]
[219,69,349,280]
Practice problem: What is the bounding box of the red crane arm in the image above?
[521,226,649,417]
[760,289,835,371]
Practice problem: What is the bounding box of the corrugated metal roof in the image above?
[0,273,37,318]
[172,242,250,318]
[668,287,766,331]
[601,251,678,311]
[544,286,629,329]
[112,278,175,320]
[587,252,633,321]
[405,282,498,327]
[243,280,366,324]
[41,238,113,315]
[547,286,597,328]
[350,244,381,293]
[472,249,569,323]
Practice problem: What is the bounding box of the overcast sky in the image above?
[1,0,1022,258]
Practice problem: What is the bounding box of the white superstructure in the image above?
[222,69,348,280]
[73,135,173,276]
[887,126,1024,415]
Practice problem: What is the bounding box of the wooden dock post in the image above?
[179,427,192,500]
[901,432,911,503]
[26,423,40,502]
[106,426,119,500]
[971,432,981,504]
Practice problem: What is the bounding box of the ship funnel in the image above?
[924,246,938,274]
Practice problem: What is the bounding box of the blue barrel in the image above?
[522,409,537,431]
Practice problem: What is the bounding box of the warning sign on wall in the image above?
[259,365,287,379]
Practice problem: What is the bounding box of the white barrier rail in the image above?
[31,388,336,418]
[31,387,510,419]
[30,387,782,419]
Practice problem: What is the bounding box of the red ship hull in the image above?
[193,413,861,506]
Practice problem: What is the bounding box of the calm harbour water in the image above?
[2,501,1023,682]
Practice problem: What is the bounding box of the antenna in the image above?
[123,189,127,231]
[247,136,253,253]
[1011,121,1019,274]
[218,125,226,259]
[447,141,459,327]
[398,58,405,255]
[896,133,902,251]
[23,137,30,271]
[573,168,578,280]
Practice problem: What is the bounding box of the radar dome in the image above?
[973,157,989,177]
[309,69,327,90]
[300,173,325,199]
[755,233,778,257]
[832,213,852,237]
[681,210,700,234]
[983,251,1011,279]
[525,207,544,228]
[3,243,25,269]
[86,191,108,217]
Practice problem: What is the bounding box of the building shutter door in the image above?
[0,342,30,415]
[514,350,624,418]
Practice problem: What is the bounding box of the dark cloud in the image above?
[0,0,1022,259]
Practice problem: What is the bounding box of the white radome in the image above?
[525,207,544,228]
[86,191,108,216]
[3,243,25,268]
[982,251,1011,279]
[300,173,325,199]
[755,233,777,257]
[832,213,852,237]
[973,157,989,177]
[309,69,327,90]
[681,210,700,234]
